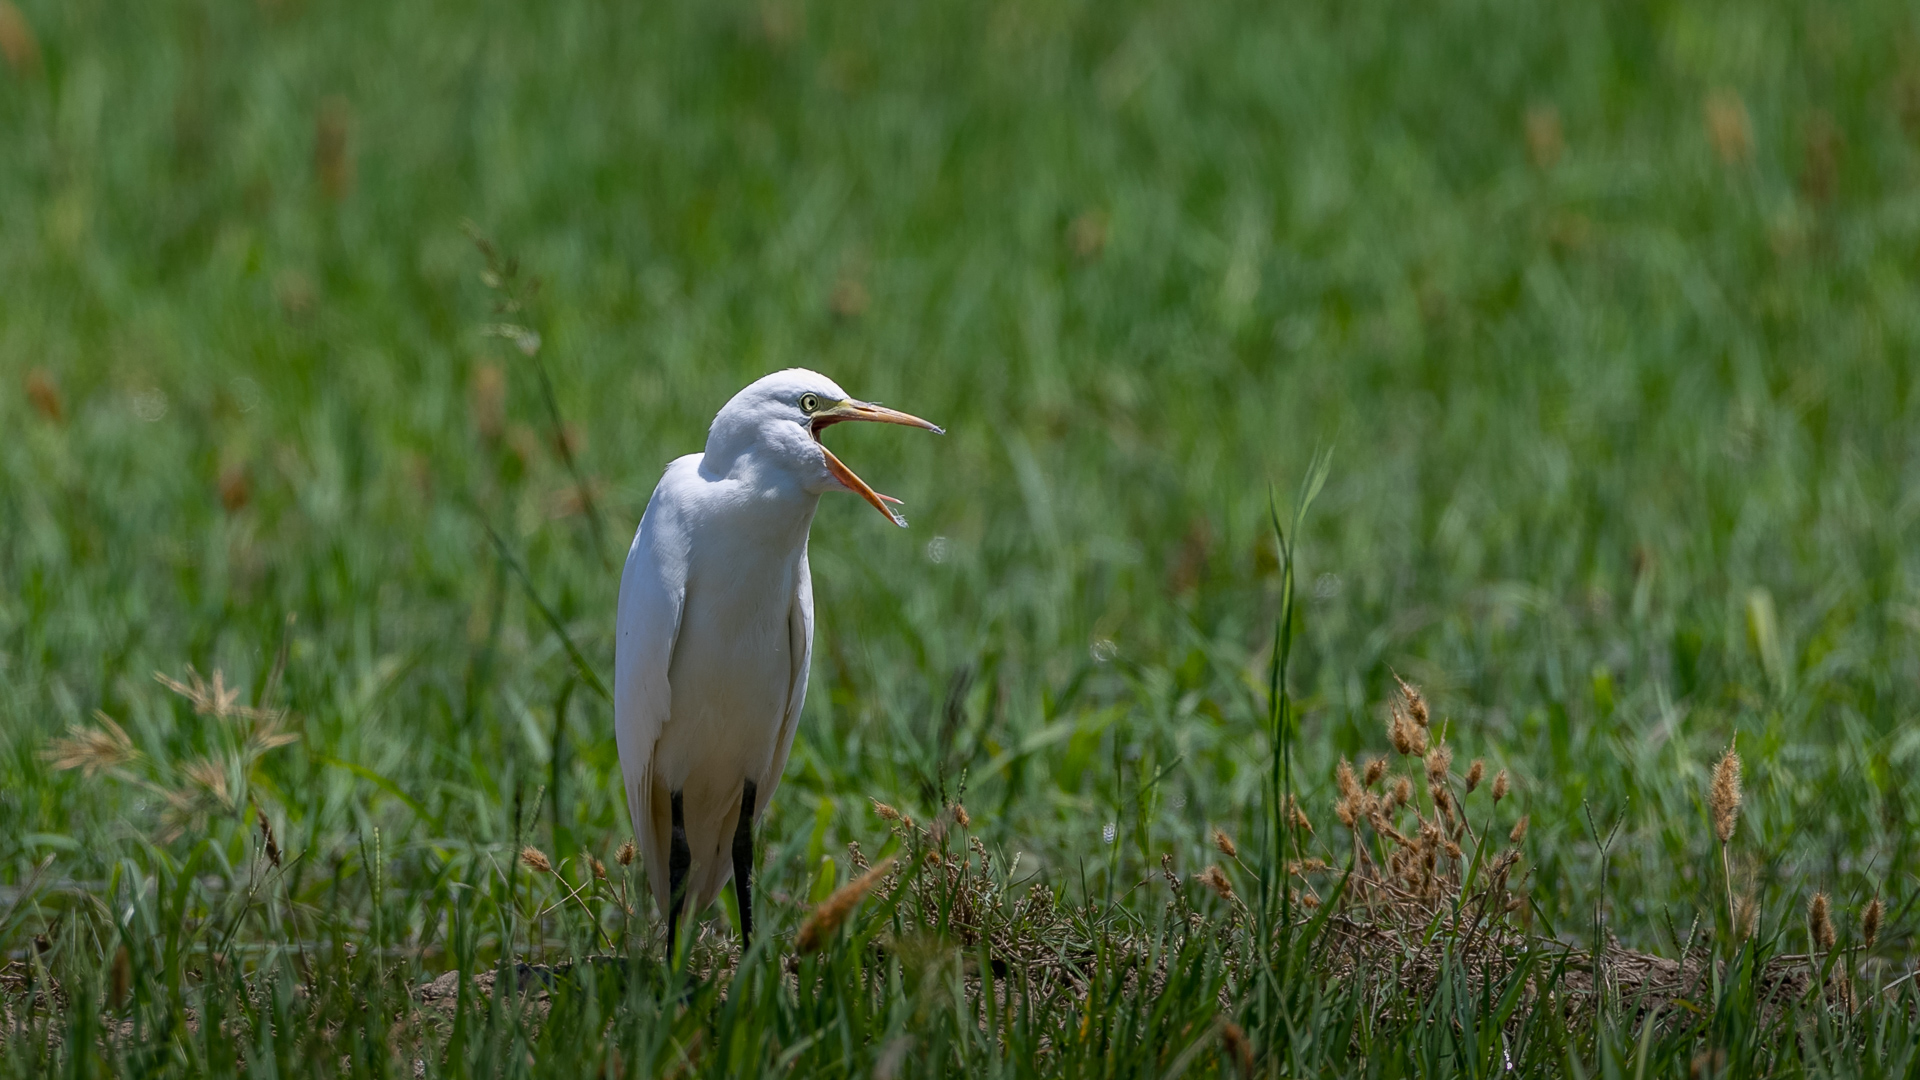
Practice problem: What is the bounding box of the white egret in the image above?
[614,369,941,956]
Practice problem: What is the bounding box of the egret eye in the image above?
[799,393,820,415]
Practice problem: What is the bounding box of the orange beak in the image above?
[811,400,943,527]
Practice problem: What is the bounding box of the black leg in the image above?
[731,780,757,947]
[667,791,689,962]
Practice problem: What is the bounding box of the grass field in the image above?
[5,0,1920,1073]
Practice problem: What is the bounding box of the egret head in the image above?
[704,368,943,526]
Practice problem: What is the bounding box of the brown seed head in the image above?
[1221,1021,1253,1077]
[1509,815,1529,844]
[470,364,506,441]
[1710,744,1742,844]
[872,800,901,821]
[1525,104,1564,169]
[256,809,281,868]
[218,464,251,513]
[1388,706,1414,756]
[1425,744,1453,783]
[1809,892,1835,952]
[1334,797,1356,828]
[1394,674,1429,727]
[1392,776,1412,807]
[25,369,62,422]
[1336,758,1359,800]
[1198,864,1234,900]
[1735,894,1758,941]
[1491,770,1510,802]
[1863,897,1883,950]
[1465,759,1485,793]
[796,857,895,953]
[1363,757,1387,787]
[616,840,636,866]
[0,2,42,77]
[951,804,970,829]
[1213,828,1238,859]
[1704,90,1753,165]
[519,846,552,874]
[314,97,355,201]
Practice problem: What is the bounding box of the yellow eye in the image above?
[799,393,820,414]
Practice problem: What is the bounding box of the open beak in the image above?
[811,400,944,527]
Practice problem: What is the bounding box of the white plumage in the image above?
[614,369,940,950]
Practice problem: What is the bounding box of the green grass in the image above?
[5,0,1920,1073]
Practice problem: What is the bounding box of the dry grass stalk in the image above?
[796,857,896,952]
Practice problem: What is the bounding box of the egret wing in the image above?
[758,550,814,817]
[614,478,689,916]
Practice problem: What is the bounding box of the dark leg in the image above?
[667,791,690,962]
[731,780,758,947]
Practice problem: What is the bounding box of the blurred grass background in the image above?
[3,0,1919,955]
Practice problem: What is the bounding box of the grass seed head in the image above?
[1336,758,1359,800]
[1735,894,1758,941]
[1392,776,1412,807]
[590,857,607,881]
[796,857,894,952]
[1710,745,1743,844]
[1394,673,1429,727]
[1809,892,1835,952]
[952,803,970,829]
[1222,1021,1253,1077]
[25,369,62,422]
[257,809,281,867]
[1388,705,1415,756]
[1425,744,1452,783]
[519,846,552,874]
[1491,769,1510,802]
[1509,815,1529,844]
[1465,759,1484,792]
[45,713,138,776]
[1199,864,1234,900]
[1212,828,1237,859]
[872,799,901,821]
[1863,897,1883,949]
[1363,757,1388,787]
[616,840,636,866]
